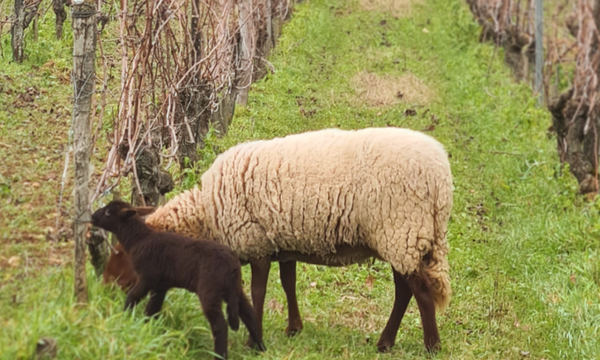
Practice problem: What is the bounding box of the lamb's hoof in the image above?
[253,341,267,352]
[425,341,441,354]
[284,325,303,337]
[245,339,266,352]
[377,345,392,353]
[376,340,393,353]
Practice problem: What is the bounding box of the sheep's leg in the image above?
[376,268,413,352]
[280,260,303,336]
[145,289,167,317]
[246,257,270,347]
[124,281,150,311]
[200,298,229,360]
[238,292,267,352]
[406,273,441,352]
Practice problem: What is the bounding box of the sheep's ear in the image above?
[119,209,138,218]
[134,207,156,217]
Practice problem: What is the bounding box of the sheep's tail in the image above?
[425,172,453,313]
[422,252,451,313]
[226,272,241,331]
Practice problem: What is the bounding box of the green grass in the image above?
[2,0,600,359]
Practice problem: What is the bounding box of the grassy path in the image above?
[2,0,600,358]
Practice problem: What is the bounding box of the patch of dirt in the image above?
[329,294,388,333]
[0,242,72,272]
[351,70,435,107]
[359,0,424,18]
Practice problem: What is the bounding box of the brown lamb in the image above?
[103,243,138,291]
[91,200,266,360]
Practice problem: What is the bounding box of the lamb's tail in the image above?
[226,273,241,331]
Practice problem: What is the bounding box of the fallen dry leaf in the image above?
[8,256,21,268]
[267,299,284,314]
[365,274,375,290]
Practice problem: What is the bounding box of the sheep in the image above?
[103,243,138,291]
[91,200,267,360]
[105,127,453,352]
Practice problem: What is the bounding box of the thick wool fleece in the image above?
[147,127,453,310]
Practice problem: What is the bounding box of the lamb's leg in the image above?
[238,291,267,352]
[124,281,150,311]
[406,273,441,352]
[200,297,229,360]
[145,289,167,317]
[246,257,270,347]
[280,260,303,336]
[376,268,413,352]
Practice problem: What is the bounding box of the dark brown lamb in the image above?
[91,200,266,360]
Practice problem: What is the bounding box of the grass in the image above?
[2,0,600,359]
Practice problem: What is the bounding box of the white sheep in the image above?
[127,127,452,352]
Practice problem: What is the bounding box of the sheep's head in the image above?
[91,200,156,232]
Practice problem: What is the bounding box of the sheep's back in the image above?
[201,127,452,267]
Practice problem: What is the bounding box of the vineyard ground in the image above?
[1,0,600,359]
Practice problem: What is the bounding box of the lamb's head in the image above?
[91,200,156,232]
[145,188,211,239]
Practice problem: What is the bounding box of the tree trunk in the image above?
[53,0,68,39]
[72,0,97,303]
[236,0,255,105]
[11,0,24,63]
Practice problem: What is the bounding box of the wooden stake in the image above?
[71,0,97,303]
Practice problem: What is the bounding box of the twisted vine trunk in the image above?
[53,0,68,39]
[72,0,97,302]
[11,0,24,62]
[236,0,255,105]
[549,0,600,194]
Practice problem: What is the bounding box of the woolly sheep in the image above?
[91,200,266,360]
[110,127,453,352]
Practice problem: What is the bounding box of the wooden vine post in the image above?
[71,0,97,302]
[534,0,543,105]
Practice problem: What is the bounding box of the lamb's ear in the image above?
[134,207,156,217]
[118,208,138,218]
